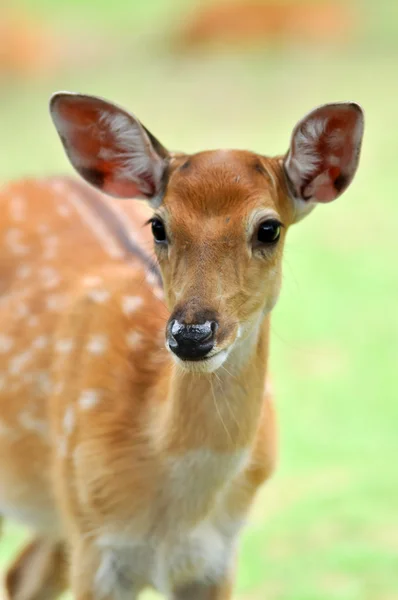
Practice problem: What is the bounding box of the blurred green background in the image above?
[0,0,397,599]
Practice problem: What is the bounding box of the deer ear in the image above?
[284,102,364,221]
[50,92,169,202]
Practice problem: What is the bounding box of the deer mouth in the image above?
[169,347,229,373]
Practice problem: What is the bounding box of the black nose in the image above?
[168,319,217,360]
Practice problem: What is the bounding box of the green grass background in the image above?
[1,1,397,598]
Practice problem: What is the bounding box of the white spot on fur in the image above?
[32,336,48,350]
[37,372,52,395]
[63,406,75,435]
[54,381,64,395]
[10,196,25,222]
[122,295,143,316]
[87,335,108,355]
[9,350,32,375]
[37,223,49,235]
[16,264,32,279]
[0,334,14,353]
[16,302,29,319]
[55,338,74,354]
[145,271,157,287]
[51,180,68,195]
[57,204,71,217]
[152,286,164,301]
[58,436,67,457]
[82,275,103,287]
[88,289,110,304]
[79,389,100,410]
[126,331,142,349]
[40,266,60,289]
[5,228,29,255]
[19,410,48,438]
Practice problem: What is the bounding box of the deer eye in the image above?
[257,220,281,244]
[151,218,167,243]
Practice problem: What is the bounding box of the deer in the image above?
[0,93,364,600]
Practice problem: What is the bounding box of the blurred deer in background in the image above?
[0,94,364,599]
[179,0,355,50]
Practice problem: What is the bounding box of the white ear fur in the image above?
[284,102,364,222]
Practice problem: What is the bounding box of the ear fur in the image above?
[284,102,364,221]
[50,92,169,202]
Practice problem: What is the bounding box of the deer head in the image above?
[50,93,364,373]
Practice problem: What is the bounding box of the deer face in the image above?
[50,94,364,372]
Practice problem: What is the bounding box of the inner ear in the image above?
[50,93,170,201]
[284,102,364,209]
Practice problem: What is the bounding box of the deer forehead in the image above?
[164,149,285,223]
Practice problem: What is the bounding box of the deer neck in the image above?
[153,314,270,455]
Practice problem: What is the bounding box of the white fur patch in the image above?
[79,389,101,410]
[166,449,249,516]
[54,381,64,395]
[10,196,25,222]
[122,295,143,316]
[171,348,229,374]
[97,110,163,198]
[88,289,111,304]
[42,236,59,260]
[57,436,67,457]
[0,334,14,353]
[37,223,49,235]
[16,264,32,279]
[55,338,74,354]
[19,410,48,439]
[37,372,52,395]
[126,331,142,349]
[63,405,75,435]
[40,266,61,289]
[82,275,103,287]
[16,302,29,319]
[57,204,71,217]
[4,228,30,256]
[27,315,39,327]
[145,271,157,287]
[87,334,108,355]
[9,350,32,375]
[32,336,48,350]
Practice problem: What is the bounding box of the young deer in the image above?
[0,94,364,600]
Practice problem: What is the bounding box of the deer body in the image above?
[0,95,363,600]
[0,175,274,598]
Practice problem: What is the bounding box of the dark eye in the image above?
[257,220,281,244]
[151,218,167,243]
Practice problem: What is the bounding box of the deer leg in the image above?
[69,539,140,600]
[5,538,68,600]
[171,576,234,600]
